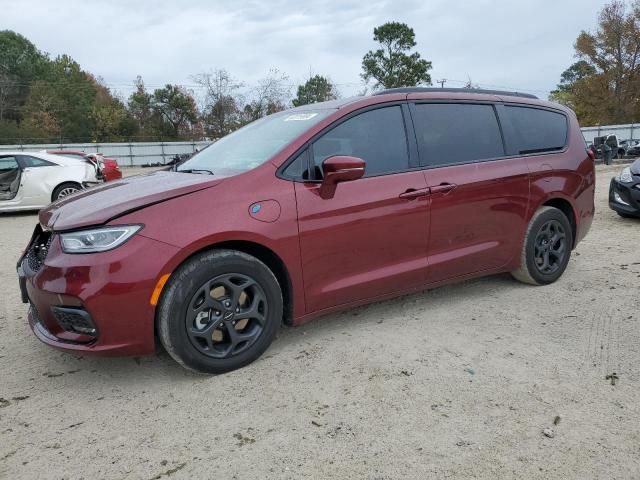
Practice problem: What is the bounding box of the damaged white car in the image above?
[0,151,102,213]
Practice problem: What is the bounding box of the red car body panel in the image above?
[20,91,595,357]
[40,171,222,231]
[295,170,430,312]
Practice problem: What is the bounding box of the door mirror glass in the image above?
[319,155,365,199]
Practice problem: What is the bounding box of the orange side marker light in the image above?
[150,273,171,306]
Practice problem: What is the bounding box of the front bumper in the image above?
[609,177,640,217]
[17,226,180,356]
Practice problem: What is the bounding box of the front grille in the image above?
[25,228,53,273]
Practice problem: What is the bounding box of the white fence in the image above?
[0,141,212,166]
[581,124,640,144]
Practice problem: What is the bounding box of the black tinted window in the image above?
[504,106,567,155]
[19,156,55,168]
[412,103,504,166]
[283,149,310,180]
[313,106,409,177]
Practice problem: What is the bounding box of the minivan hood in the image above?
[40,171,222,231]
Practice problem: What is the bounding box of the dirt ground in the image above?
[1,164,639,480]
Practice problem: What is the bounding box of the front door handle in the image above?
[429,182,456,194]
[399,188,430,200]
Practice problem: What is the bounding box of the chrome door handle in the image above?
[399,188,430,200]
[429,183,456,194]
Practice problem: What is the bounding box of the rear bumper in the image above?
[103,170,123,181]
[609,177,640,217]
[18,228,180,356]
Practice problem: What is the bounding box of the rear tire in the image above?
[511,206,573,285]
[157,249,282,374]
[52,182,81,201]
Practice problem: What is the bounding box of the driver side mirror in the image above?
[319,155,365,199]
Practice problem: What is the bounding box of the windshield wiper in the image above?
[176,168,214,175]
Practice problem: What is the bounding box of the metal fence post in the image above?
[160,140,166,164]
[128,142,134,166]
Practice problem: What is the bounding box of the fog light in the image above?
[614,191,630,205]
[51,307,97,336]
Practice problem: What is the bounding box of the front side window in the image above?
[0,156,19,171]
[178,110,332,175]
[503,106,567,155]
[312,106,409,177]
[412,103,505,167]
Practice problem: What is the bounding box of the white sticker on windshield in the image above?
[284,113,318,121]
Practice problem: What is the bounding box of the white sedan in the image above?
[0,151,102,213]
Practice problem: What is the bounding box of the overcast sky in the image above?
[2,0,608,101]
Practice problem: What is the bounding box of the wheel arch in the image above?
[51,180,82,202]
[157,239,295,326]
[541,197,577,248]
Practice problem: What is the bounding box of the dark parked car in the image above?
[609,159,640,218]
[625,142,640,157]
[17,88,595,374]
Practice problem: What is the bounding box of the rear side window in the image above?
[411,103,504,167]
[19,155,56,168]
[503,106,567,155]
[312,106,409,177]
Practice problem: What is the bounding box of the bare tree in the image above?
[243,68,291,122]
[193,69,244,138]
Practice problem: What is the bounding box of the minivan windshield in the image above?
[177,110,333,175]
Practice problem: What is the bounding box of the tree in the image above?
[243,68,291,121]
[193,69,244,138]
[151,84,199,137]
[463,76,480,89]
[292,75,339,107]
[361,22,432,90]
[128,76,154,137]
[551,1,640,124]
[0,30,48,122]
[549,61,597,109]
[22,54,100,141]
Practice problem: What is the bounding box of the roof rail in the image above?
[372,87,538,100]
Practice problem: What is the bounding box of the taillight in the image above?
[587,149,595,161]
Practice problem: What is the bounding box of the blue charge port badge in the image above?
[249,200,281,223]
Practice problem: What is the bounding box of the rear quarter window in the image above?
[503,106,568,155]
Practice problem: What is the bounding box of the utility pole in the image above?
[437,79,446,88]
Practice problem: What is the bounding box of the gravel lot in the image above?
[1,164,639,479]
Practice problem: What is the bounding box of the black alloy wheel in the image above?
[532,219,567,275]
[186,273,267,359]
[511,206,573,285]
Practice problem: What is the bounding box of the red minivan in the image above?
[18,88,595,373]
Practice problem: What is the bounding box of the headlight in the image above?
[617,167,633,183]
[60,225,142,253]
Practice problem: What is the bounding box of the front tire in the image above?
[511,206,573,285]
[157,249,282,374]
